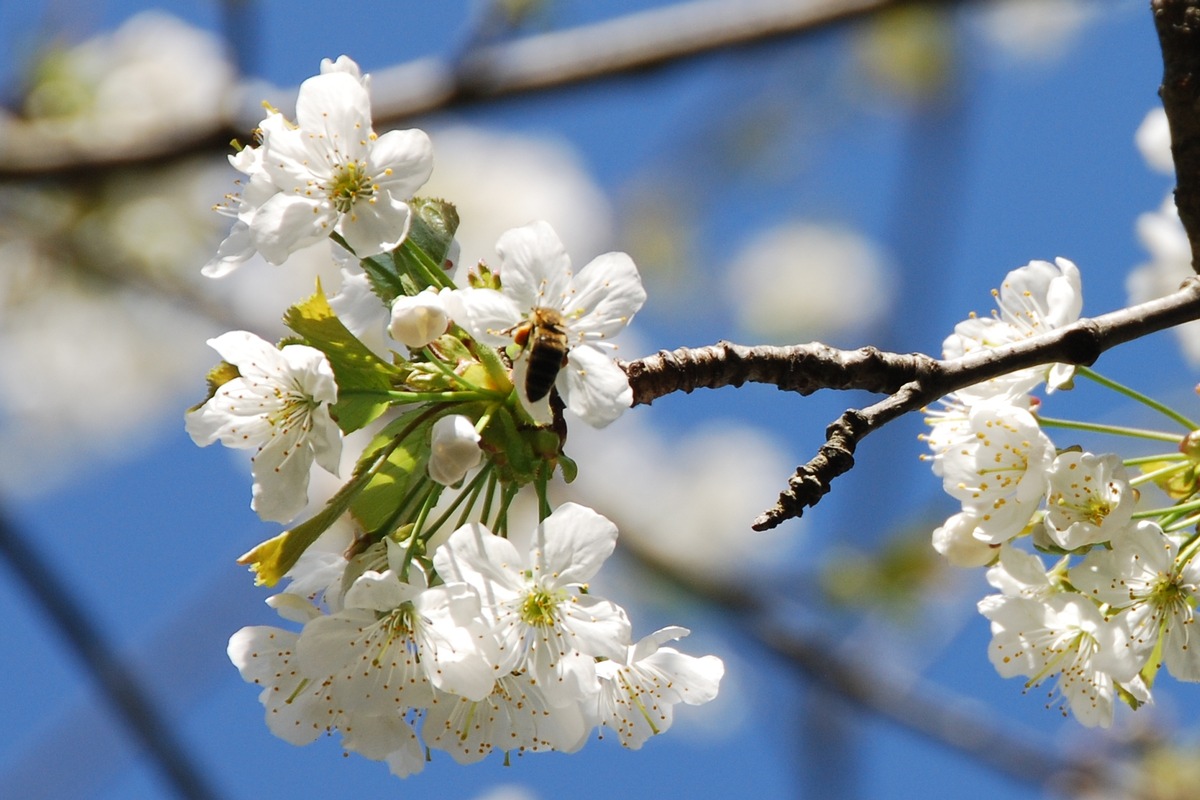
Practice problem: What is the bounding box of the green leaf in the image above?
[349,407,438,533]
[407,197,460,267]
[359,198,460,303]
[237,436,401,585]
[284,283,397,433]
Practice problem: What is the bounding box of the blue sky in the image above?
[1,1,1193,799]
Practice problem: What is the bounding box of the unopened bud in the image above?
[389,290,450,349]
[428,414,483,486]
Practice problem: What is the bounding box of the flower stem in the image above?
[1129,459,1193,488]
[1134,495,1200,520]
[1077,366,1199,430]
[1037,416,1184,444]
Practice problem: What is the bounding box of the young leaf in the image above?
[284,283,397,433]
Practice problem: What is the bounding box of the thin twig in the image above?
[621,277,1200,529]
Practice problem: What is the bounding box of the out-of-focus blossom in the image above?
[1136,107,1174,175]
[973,0,1096,62]
[723,222,893,342]
[561,411,795,578]
[3,12,234,161]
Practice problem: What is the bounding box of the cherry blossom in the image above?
[185,330,341,523]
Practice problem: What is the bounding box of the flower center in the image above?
[327,161,374,213]
[520,587,560,628]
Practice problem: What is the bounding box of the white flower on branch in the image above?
[185,330,342,523]
[432,502,631,708]
[205,56,433,275]
[1043,451,1135,550]
[979,593,1146,728]
[940,402,1055,545]
[448,221,646,427]
[593,626,724,750]
[295,548,499,711]
[945,257,1082,403]
[1072,520,1200,682]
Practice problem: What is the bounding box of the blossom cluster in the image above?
[186,57,722,775]
[924,258,1200,727]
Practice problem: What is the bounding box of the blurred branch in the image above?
[617,535,1106,793]
[0,504,221,800]
[0,0,905,178]
[1152,0,1200,271]
[622,277,1200,529]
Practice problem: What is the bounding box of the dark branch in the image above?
[1153,0,1200,271]
[621,277,1200,530]
[0,0,901,178]
[622,342,937,405]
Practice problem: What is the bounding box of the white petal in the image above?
[294,71,373,163]
[337,195,412,257]
[444,287,523,346]
[250,193,334,264]
[494,221,574,313]
[567,251,646,342]
[534,501,618,586]
[369,128,434,198]
[559,346,632,427]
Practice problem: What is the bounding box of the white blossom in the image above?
[295,546,498,710]
[205,57,433,274]
[432,503,631,707]
[447,221,646,427]
[227,595,426,777]
[1043,451,1135,550]
[593,626,724,749]
[424,672,591,764]
[1072,521,1200,682]
[979,593,1145,727]
[945,258,1083,403]
[185,330,342,523]
[940,402,1055,544]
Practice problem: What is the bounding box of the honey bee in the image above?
[512,306,570,402]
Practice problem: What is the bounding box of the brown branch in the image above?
[1153,0,1200,271]
[621,277,1200,530]
[622,342,937,404]
[0,0,904,179]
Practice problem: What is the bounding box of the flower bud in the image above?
[388,290,450,349]
[428,414,482,486]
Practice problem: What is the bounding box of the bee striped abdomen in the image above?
[522,307,569,402]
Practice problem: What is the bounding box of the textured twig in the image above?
[0,0,899,178]
[1153,0,1200,271]
[622,277,1200,530]
[622,342,937,404]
